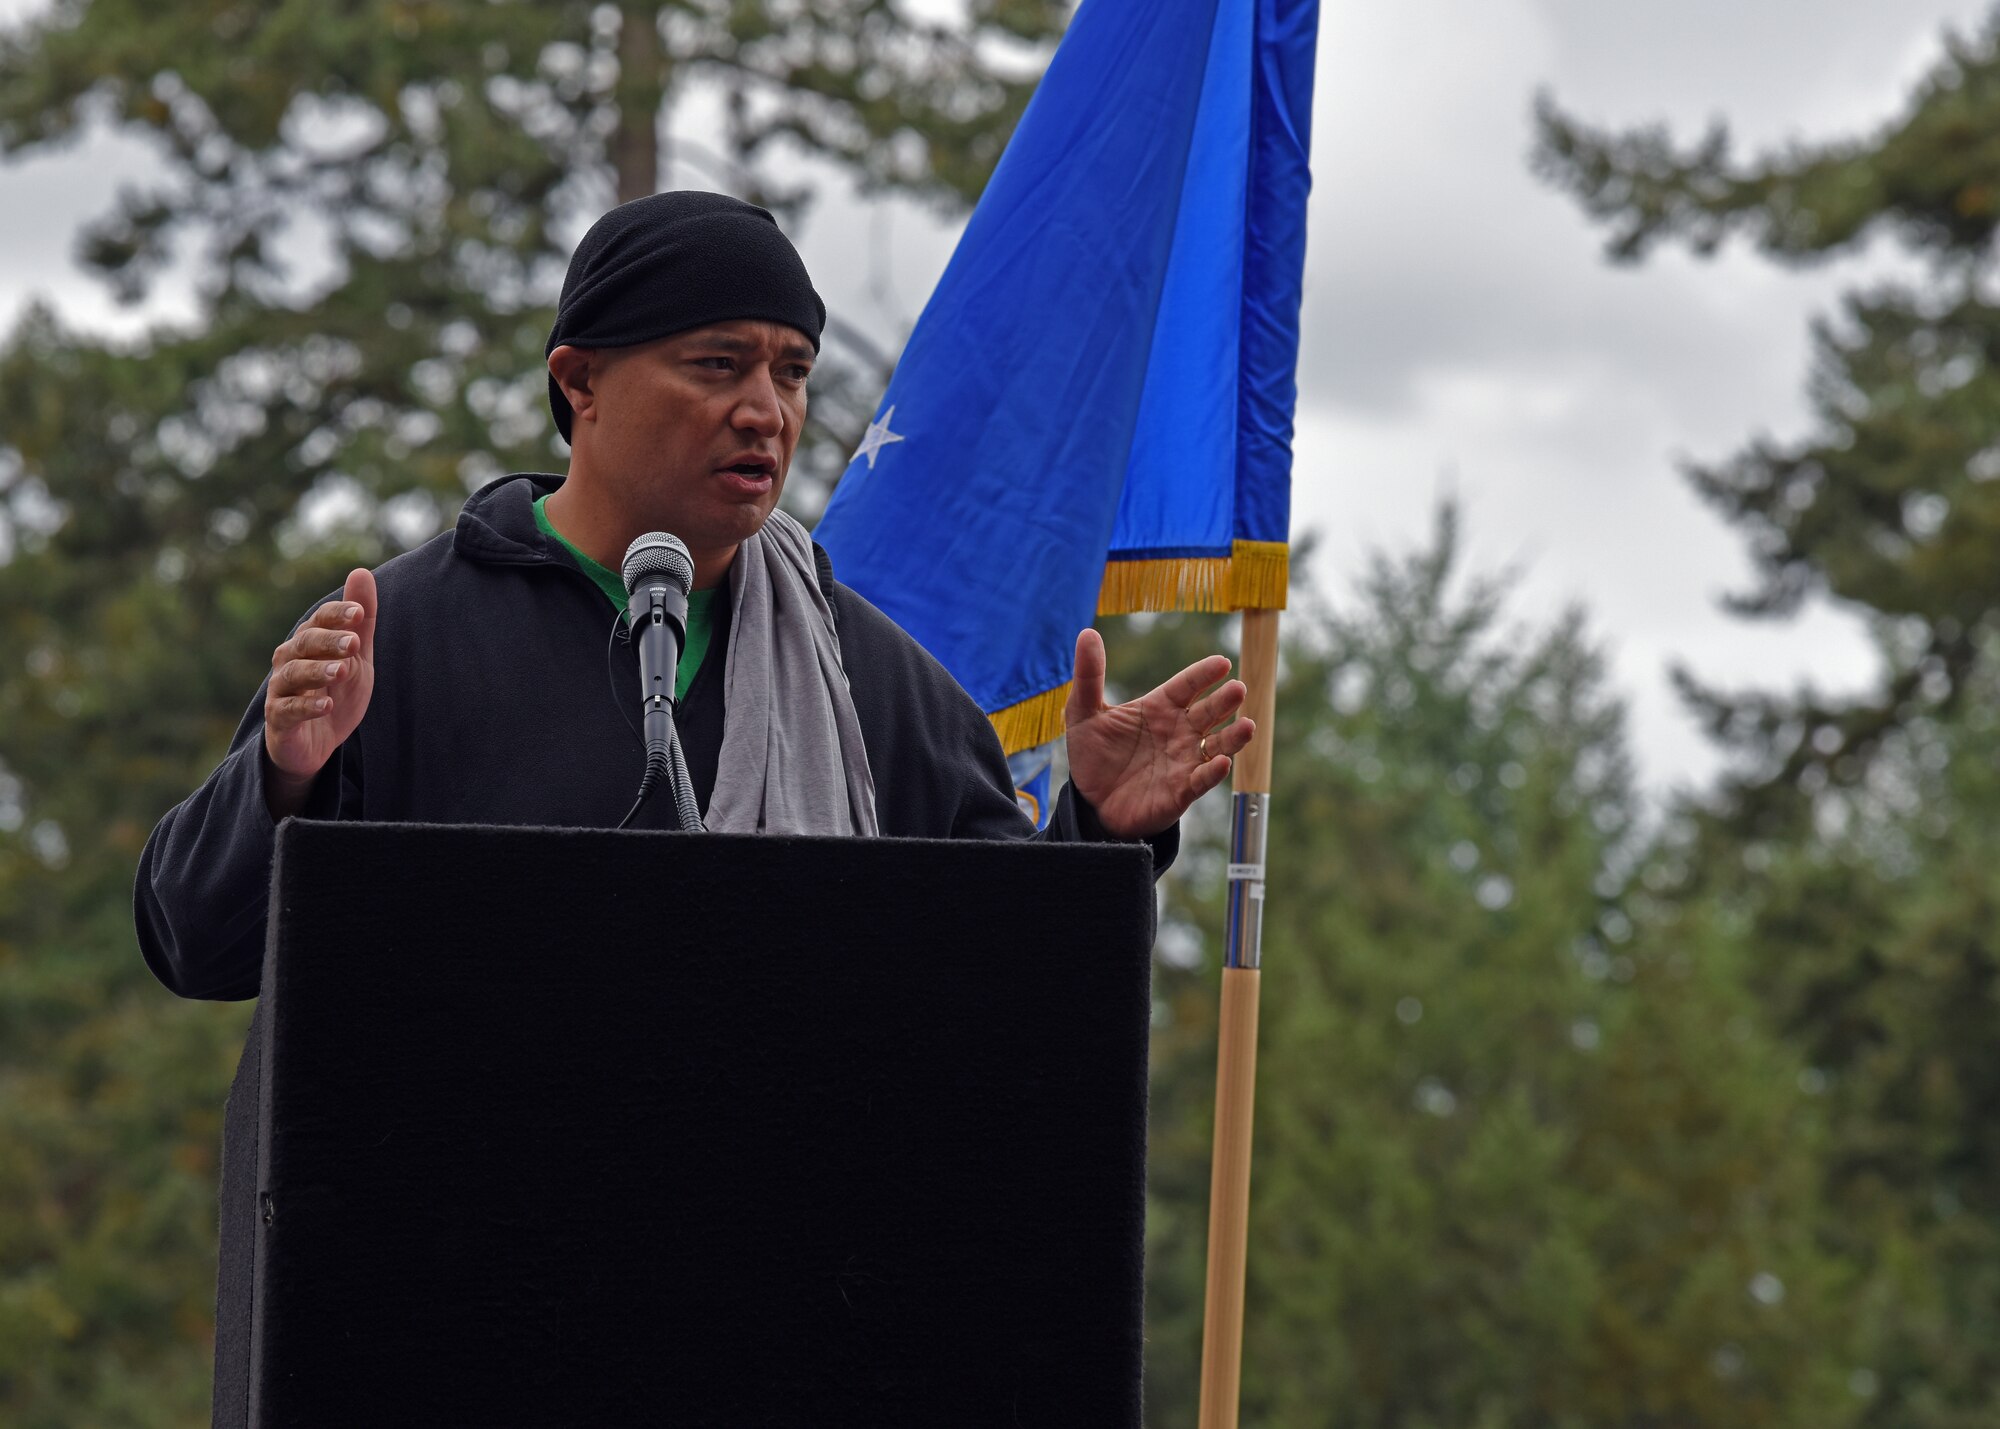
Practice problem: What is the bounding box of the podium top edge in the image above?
[273,817,1154,868]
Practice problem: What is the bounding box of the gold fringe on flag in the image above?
[988,680,1073,756]
[1223,539,1290,610]
[1097,540,1289,615]
[1097,555,1231,614]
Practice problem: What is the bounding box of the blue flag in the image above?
[814,0,1318,819]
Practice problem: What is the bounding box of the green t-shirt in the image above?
[533,494,715,702]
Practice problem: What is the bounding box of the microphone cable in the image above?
[606,610,704,832]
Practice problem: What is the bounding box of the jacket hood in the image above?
[453,472,566,567]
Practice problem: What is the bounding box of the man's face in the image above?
[575,318,813,565]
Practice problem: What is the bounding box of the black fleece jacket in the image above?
[135,473,1176,1001]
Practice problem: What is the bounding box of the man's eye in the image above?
[695,356,733,370]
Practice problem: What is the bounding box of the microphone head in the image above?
[621,531,695,596]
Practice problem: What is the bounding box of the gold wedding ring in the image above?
[1199,733,1210,762]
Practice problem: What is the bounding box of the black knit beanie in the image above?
[545,191,827,442]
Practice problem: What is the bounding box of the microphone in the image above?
[620,532,699,829]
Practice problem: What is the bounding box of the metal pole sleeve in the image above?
[1224,793,1269,970]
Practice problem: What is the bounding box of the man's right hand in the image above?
[263,568,378,819]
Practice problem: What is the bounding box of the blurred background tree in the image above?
[1130,510,1854,1428]
[1534,12,2000,831]
[1539,12,2000,1426]
[0,0,1058,1420]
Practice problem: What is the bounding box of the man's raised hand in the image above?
[1062,627,1255,840]
[262,568,377,818]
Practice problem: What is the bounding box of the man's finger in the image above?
[306,599,360,628]
[1186,679,1247,735]
[1067,627,1108,717]
[1206,717,1255,760]
[1189,753,1232,800]
[292,601,362,654]
[1157,653,1233,710]
[294,626,360,659]
[275,601,361,672]
[272,658,345,697]
[344,567,379,661]
[267,692,333,732]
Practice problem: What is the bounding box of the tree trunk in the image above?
[613,4,662,203]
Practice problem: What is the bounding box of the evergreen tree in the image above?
[1130,510,1850,1427]
[1538,13,2000,1425]
[1533,13,2000,838]
[1661,635,2000,1429]
[0,1,1057,1420]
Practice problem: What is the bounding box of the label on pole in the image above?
[1226,862,1264,881]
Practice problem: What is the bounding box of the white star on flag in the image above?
[852,406,906,469]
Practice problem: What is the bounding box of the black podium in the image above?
[212,820,1155,1427]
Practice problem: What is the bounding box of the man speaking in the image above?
[135,191,1255,1001]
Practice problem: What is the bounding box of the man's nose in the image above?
[732,372,785,438]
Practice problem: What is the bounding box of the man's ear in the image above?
[548,345,598,425]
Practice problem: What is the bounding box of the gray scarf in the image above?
[705,509,880,836]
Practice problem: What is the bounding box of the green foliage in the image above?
[1540,9,2000,1425]
[1129,511,1853,1428]
[1654,637,2000,1429]
[1535,12,2000,829]
[1531,29,2000,266]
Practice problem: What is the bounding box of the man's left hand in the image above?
[1063,628,1255,839]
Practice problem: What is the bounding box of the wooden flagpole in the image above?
[1197,606,1279,1429]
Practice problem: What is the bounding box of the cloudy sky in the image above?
[1,0,1990,796]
